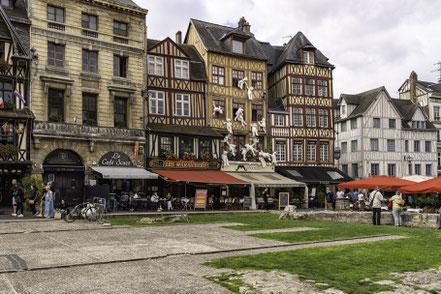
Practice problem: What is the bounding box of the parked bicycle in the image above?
[63,202,105,223]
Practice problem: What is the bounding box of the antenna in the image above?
[282,35,292,39]
[433,61,441,83]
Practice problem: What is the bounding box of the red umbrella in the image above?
[338,175,416,191]
[399,176,441,194]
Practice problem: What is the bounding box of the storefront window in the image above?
[179,137,193,157]
[160,136,173,155]
[199,138,211,157]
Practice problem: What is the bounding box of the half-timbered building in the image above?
[0,1,33,207]
[335,86,437,179]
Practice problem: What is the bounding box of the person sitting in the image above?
[120,193,129,210]
[151,192,162,211]
[166,193,173,211]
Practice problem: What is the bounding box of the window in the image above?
[252,104,263,121]
[251,72,263,89]
[412,121,426,129]
[174,59,189,79]
[341,142,347,154]
[199,138,211,156]
[306,108,316,127]
[82,50,97,73]
[352,163,359,178]
[389,119,396,129]
[233,135,245,150]
[408,164,412,175]
[82,13,97,30]
[212,66,225,85]
[373,118,381,128]
[434,107,440,120]
[176,94,190,116]
[371,138,379,151]
[426,164,432,176]
[438,131,441,142]
[341,105,346,115]
[305,79,315,96]
[350,118,357,129]
[0,41,4,59]
[307,141,316,161]
[320,142,329,162]
[48,42,64,67]
[232,40,244,54]
[47,5,64,23]
[405,140,409,152]
[387,164,396,177]
[414,140,420,152]
[293,141,303,162]
[148,56,163,76]
[371,163,379,176]
[274,115,285,127]
[425,141,431,152]
[48,89,64,122]
[213,100,225,118]
[292,108,303,127]
[341,121,347,132]
[179,137,193,157]
[415,164,421,175]
[387,139,395,152]
[317,80,328,97]
[113,21,127,37]
[0,81,13,105]
[318,109,329,127]
[114,97,127,127]
[82,93,97,125]
[232,102,244,119]
[275,141,286,162]
[303,51,314,64]
[291,77,302,95]
[149,91,165,115]
[439,152,441,167]
[232,70,244,87]
[342,164,348,175]
[113,55,127,78]
[0,119,14,145]
[351,140,358,152]
[160,136,173,154]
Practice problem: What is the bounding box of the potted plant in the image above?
[3,101,13,111]
[183,152,194,160]
[162,149,178,160]
[200,152,211,161]
[84,118,97,126]
[0,144,18,158]
[114,120,126,128]
[49,113,63,122]
[0,58,10,73]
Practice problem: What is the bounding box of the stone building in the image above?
[29,0,148,204]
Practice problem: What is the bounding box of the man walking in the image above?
[10,179,17,217]
[262,188,269,210]
[325,188,334,211]
[369,186,384,225]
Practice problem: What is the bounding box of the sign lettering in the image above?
[99,152,133,167]
[149,158,221,170]
[279,192,290,210]
[195,189,207,209]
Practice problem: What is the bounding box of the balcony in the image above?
[33,121,145,143]
[82,29,98,38]
[47,22,65,31]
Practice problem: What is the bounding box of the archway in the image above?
[43,149,85,206]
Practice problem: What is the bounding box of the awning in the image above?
[90,166,158,180]
[399,176,441,194]
[276,166,353,185]
[338,175,415,191]
[226,172,304,188]
[152,170,248,185]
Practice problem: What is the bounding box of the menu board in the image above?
[279,192,290,210]
[194,189,208,209]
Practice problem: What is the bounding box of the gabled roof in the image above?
[261,32,334,73]
[185,18,267,61]
[147,38,207,82]
[390,98,436,130]
[0,2,30,56]
[339,86,386,119]
[417,80,441,95]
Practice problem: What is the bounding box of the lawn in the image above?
[111,214,441,293]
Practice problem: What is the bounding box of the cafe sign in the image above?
[148,158,221,170]
[99,152,133,167]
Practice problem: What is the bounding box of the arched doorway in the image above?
[43,149,85,206]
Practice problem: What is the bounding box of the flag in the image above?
[2,122,7,133]
[13,89,25,105]
[0,97,3,109]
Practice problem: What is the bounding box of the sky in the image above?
[134,0,441,98]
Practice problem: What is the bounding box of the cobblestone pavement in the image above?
[0,219,405,293]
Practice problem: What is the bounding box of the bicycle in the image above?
[63,202,105,223]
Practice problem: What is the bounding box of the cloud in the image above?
[134,0,441,97]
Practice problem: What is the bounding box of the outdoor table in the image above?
[407,208,423,213]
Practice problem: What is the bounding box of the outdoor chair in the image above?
[267,198,274,209]
[219,197,226,209]
[226,197,233,210]
[181,198,189,210]
[232,197,241,210]
[207,196,214,210]
[256,197,264,209]
[189,197,195,210]
[174,197,181,210]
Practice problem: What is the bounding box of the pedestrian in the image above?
[10,179,17,217]
[38,182,47,217]
[15,184,24,217]
[369,186,384,225]
[336,188,345,199]
[166,192,173,211]
[326,188,334,211]
[262,188,269,210]
[389,191,403,226]
[29,184,39,216]
[44,184,55,218]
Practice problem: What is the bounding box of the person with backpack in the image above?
[369,186,384,225]
[389,191,404,226]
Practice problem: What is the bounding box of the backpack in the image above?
[369,192,377,207]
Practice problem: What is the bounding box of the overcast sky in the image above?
[134,0,441,98]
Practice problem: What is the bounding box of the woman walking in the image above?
[44,184,55,218]
[29,184,39,216]
[389,191,403,226]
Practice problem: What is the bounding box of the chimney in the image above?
[175,31,182,44]
[238,16,246,30]
[243,21,251,34]
[409,71,418,104]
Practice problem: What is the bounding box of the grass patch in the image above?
[205,272,254,294]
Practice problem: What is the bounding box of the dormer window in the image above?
[303,51,314,64]
[341,105,346,115]
[232,39,244,54]
[174,59,189,79]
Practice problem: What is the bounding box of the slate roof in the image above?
[147,38,207,82]
[339,86,385,120]
[390,98,436,130]
[417,80,441,95]
[268,97,287,113]
[260,32,334,73]
[186,18,267,61]
[0,0,30,55]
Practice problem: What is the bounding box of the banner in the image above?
[134,141,139,160]
[194,189,207,209]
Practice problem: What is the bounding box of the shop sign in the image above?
[134,141,139,160]
[98,152,133,167]
[279,192,290,210]
[148,158,221,170]
[222,161,275,173]
[194,189,207,209]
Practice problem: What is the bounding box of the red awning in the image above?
[152,170,249,185]
[337,175,415,191]
[399,176,441,194]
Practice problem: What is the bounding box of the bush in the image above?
[21,174,43,210]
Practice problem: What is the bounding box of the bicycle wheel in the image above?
[85,206,98,222]
[64,208,79,223]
